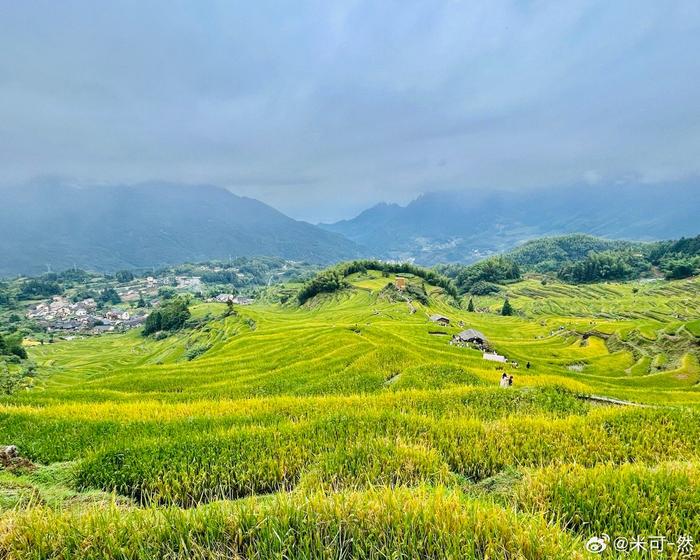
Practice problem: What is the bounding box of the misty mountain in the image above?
[0,183,360,276]
[321,183,700,264]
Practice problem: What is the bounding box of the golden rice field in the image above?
[0,271,699,558]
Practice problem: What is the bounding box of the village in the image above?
[24,273,256,335]
[26,296,148,335]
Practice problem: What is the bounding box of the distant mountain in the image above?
[321,183,700,264]
[0,183,360,276]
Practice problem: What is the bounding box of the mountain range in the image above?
[321,182,700,264]
[0,183,359,276]
[1,181,698,276]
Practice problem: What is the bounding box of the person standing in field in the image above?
[508,375,514,387]
[500,373,509,388]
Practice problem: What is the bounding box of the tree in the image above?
[467,298,475,312]
[19,278,61,299]
[0,286,10,306]
[225,300,237,316]
[136,293,147,308]
[297,270,347,304]
[99,288,122,305]
[664,260,696,280]
[448,256,520,295]
[0,333,27,359]
[501,298,514,316]
[115,270,135,283]
[158,286,177,300]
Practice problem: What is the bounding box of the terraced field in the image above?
[0,271,699,558]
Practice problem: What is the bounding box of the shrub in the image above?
[142,298,191,336]
[185,344,211,361]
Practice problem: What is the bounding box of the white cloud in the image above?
[0,0,699,221]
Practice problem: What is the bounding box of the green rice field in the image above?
[1,270,699,558]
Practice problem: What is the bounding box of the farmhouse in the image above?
[452,328,487,345]
[394,277,406,291]
[429,314,450,326]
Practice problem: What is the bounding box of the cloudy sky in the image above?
[1,1,699,222]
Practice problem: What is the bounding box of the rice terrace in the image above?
[3,2,700,558]
[0,249,698,558]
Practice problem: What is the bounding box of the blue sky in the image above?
[1,1,699,221]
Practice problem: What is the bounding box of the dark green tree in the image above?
[225,300,237,316]
[142,298,191,336]
[115,270,135,283]
[99,288,121,305]
[467,298,475,312]
[501,298,514,316]
[158,286,177,300]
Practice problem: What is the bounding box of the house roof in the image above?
[429,314,450,322]
[456,328,486,341]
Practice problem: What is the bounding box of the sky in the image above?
[1,1,699,223]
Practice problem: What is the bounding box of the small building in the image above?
[429,314,450,326]
[106,309,130,321]
[395,277,406,291]
[453,328,487,345]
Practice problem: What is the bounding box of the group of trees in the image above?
[142,298,191,336]
[297,270,348,305]
[649,235,700,280]
[337,260,459,298]
[507,235,639,274]
[505,234,700,284]
[18,269,98,300]
[0,333,27,360]
[18,278,62,300]
[556,251,649,283]
[114,270,135,283]
[438,256,521,295]
[297,260,459,305]
[0,283,10,306]
[98,287,122,305]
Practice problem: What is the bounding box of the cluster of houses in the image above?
[210,294,254,305]
[118,276,164,303]
[117,276,203,304]
[26,296,147,334]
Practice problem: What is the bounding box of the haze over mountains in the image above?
[322,182,700,264]
[0,183,359,276]
[1,181,699,276]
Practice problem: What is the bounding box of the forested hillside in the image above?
[436,234,700,294]
[0,183,360,276]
